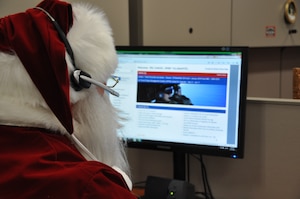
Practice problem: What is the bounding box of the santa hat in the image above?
[0,0,115,134]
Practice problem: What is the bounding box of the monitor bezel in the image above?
[115,45,248,159]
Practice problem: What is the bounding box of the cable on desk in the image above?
[190,154,215,199]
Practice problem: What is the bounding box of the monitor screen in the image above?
[111,46,248,159]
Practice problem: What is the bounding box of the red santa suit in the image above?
[0,125,134,198]
[0,0,136,198]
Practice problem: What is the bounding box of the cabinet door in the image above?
[232,0,300,47]
[142,0,231,46]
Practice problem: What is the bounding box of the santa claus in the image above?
[0,0,136,198]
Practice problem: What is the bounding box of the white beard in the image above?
[71,88,130,175]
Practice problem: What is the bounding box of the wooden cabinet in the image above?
[139,0,300,47]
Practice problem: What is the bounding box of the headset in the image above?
[34,7,119,97]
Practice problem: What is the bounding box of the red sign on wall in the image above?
[265,26,276,37]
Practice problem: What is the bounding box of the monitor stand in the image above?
[173,151,187,180]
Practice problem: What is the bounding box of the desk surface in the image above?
[132,187,145,198]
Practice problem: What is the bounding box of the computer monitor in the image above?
[111,46,248,179]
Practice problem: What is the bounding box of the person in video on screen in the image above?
[169,84,193,105]
[154,85,174,103]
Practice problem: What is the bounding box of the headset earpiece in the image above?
[70,70,91,91]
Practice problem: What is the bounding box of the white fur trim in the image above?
[0,51,67,134]
[113,166,133,190]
